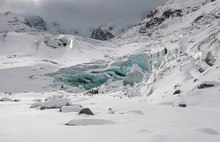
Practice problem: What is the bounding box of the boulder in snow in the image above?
[173,89,181,95]
[198,83,215,89]
[173,100,187,108]
[79,108,94,115]
[84,88,99,95]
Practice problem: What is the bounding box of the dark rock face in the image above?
[139,9,182,34]
[79,108,94,115]
[178,104,187,108]
[84,88,99,95]
[162,9,182,18]
[139,17,165,33]
[173,101,187,108]
[145,17,165,29]
[173,89,181,95]
[43,37,68,49]
[91,28,114,41]
[194,15,204,23]
[193,14,218,26]
[26,16,48,31]
[198,84,215,89]
[146,10,158,18]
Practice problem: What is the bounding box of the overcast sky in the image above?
[0,0,167,29]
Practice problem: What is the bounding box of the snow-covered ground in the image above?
[1,0,220,141]
[1,92,220,142]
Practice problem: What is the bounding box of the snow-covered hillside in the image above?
[114,0,220,104]
[0,11,144,40]
[1,0,220,142]
[0,12,79,35]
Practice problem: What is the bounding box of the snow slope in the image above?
[0,92,220,142]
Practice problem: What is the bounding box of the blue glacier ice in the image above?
[53,50,167,91]
[113,53,151,71]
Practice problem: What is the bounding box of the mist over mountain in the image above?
[0,0,167,37]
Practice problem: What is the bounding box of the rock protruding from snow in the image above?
[84,88,99,95]
[173,100,187,108]
[162,9,182,18]
[43,36,68,49]
[198,83,215,89]
[78,108,94,115]
[123,64,144,86]
[173,89,181,95]
[91,28,114,41]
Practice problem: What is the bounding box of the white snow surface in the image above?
[1,0,220,141]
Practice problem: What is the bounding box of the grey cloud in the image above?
[0,0,167,29]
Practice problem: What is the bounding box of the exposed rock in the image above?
[173,89,181,95]
[198,83,215,89]
[91,28,114,41]
[25,16,48,31]
[43,37,68,49]
[193,79,199,82]
[139,17,165,33]
[173,100,187,108]
[84,88,99,95]
[146,10,158,18]
[193,14,218,25]
[108,108,115,114]
[79,108,94,115]
[194,15,204,23]
[162,9,182,18]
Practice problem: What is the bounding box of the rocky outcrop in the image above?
[162,9,182,18]
[79,108,94,115]
[25,16,48,31]
[91,28,114,41]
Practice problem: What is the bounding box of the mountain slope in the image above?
[110,0,220,105]
[0,12,79,35]
[0,11,145,40]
